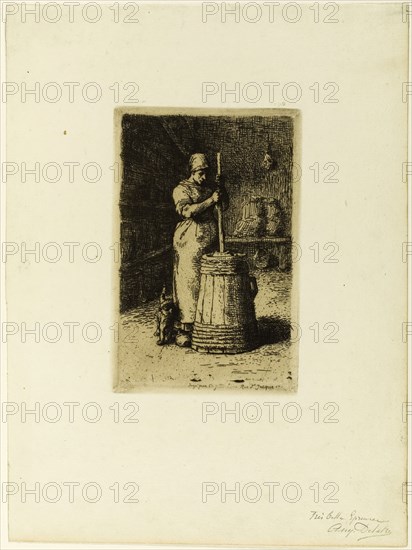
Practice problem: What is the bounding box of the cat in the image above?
[154,287,175,345]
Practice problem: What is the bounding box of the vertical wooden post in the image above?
[216,152,225,253]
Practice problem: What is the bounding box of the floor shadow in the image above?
[258,316,291,346]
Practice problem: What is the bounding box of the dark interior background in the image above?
[119,114,294,312]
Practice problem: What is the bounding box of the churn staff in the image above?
[172,153,229,348]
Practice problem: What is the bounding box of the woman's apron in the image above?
[172,181,218,328]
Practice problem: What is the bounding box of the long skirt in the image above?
[173,218,217,328]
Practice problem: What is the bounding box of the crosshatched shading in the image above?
[116,110,298,391]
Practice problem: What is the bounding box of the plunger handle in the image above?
[216,152,225,253]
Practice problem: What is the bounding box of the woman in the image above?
[172,153,227,347]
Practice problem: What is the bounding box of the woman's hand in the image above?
[211,190,221,204]
[182,192,220,218]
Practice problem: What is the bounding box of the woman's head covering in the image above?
[189,153,209,173]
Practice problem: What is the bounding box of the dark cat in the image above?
[154,287,175,345]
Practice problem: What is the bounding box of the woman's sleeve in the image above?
[173,186,192,216]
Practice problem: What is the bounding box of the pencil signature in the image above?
[310,510,391,541]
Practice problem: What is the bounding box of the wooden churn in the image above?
[191,251,259,354]
[192,152,259,354]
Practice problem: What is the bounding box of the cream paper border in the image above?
[1,1,410,547]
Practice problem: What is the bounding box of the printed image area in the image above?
[115,110,298,391]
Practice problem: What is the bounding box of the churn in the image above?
[191,251,259,354]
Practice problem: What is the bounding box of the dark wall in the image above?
[120,115,186,311]
[191,116,294,235]
[119,114,294,312]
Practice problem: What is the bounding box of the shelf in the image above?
[226,236,291,244]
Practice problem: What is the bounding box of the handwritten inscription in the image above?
[310,510,391,541]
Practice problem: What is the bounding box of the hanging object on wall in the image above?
[262,152,274,171]
[261,136,278,172]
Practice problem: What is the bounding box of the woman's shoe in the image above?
[175,330,191,348]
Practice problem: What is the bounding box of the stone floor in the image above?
[116,270,297,392]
